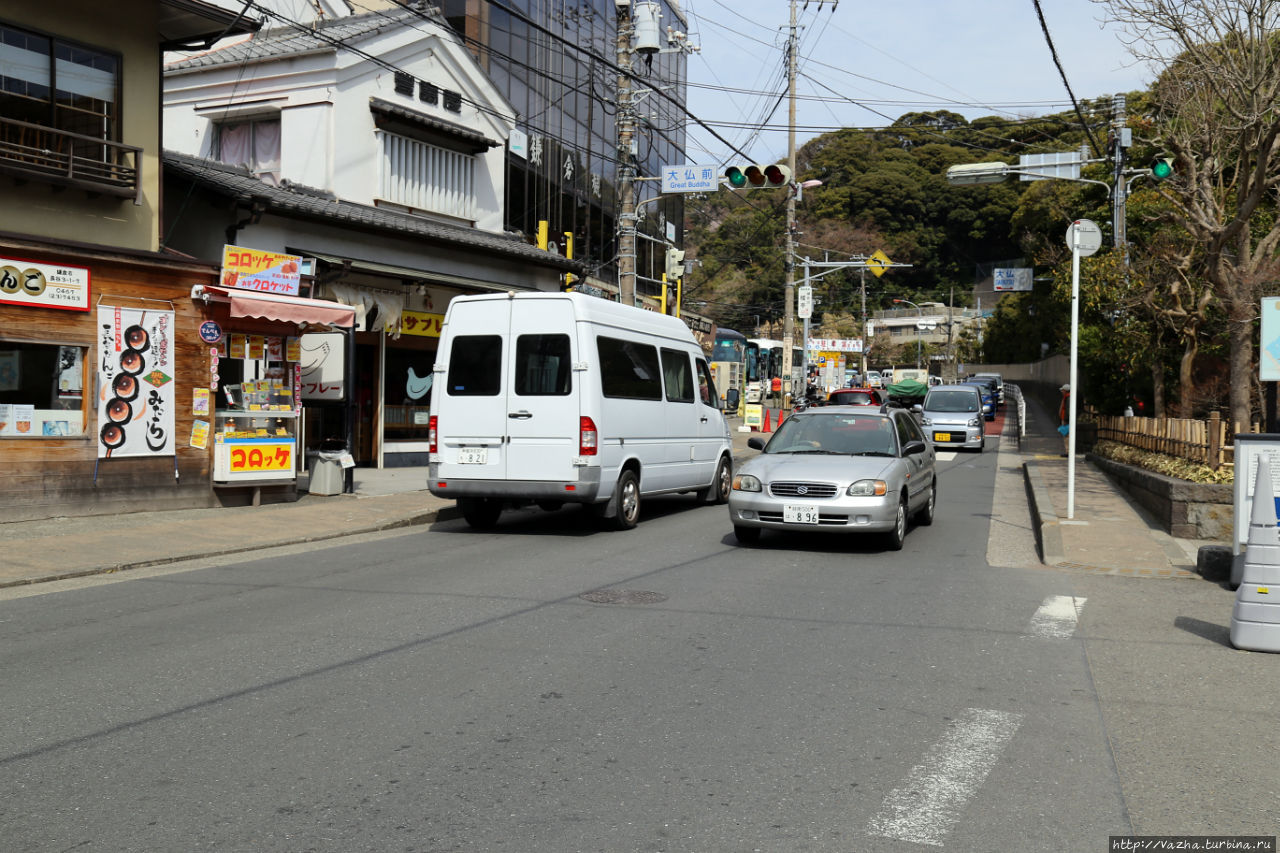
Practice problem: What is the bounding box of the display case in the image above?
[212,380,299,484]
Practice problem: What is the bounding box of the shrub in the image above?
[1090,440,1233,484]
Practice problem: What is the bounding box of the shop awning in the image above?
[191,285,355,327]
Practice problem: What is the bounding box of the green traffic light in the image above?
[1151,157,1174,181]
[724,166,747,188]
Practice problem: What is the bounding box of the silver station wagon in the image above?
[728,405,937,550]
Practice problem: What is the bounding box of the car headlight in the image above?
[733,473,762,492]
[921,417,932,427]
[848,479,887,496]
[968,417,982,428]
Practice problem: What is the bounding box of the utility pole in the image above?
[616,3,636,306]
[780,0,799,413]
[1111,93,1129,265]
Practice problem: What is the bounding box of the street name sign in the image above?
[661,165,718,193]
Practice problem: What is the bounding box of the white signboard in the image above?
[299,332,347,402]
[97,306,176,458]
[1067,219,1102,256]
[993,267,1034,292]
[797,285,813,319]
[1261,297,1280,381]
[808,338,863,353]
[0,256,91,311]
[661,165,718,194]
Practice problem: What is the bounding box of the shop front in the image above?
[190,279,355,504]
[0,238,222,521]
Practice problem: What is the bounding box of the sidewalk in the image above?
[1017,391,1212,579]
[0,402,1221,588]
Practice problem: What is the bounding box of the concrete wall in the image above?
[1088,454,1232,541]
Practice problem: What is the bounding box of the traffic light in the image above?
[1150,156,1175,182]
[664,247,686,281]
[723,163,792,190]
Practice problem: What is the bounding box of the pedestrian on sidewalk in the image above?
[1058,383,1071,456]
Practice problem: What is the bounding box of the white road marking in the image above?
[867,708,1023,847]
[935,451,957,461]
[1029,594,1087,638]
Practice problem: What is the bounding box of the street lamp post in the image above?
[893,298,923,369]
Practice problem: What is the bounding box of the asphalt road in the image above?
[0,443,1274,851]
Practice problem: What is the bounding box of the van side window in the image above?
[515,334,571,395]
[447,335,501,396]
[597,336,661,400]
[660,348,695,403]
[696,358,716,407]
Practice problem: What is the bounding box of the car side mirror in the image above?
[748,436,766,450]
[912,404,923,413]
[902,440,927,456]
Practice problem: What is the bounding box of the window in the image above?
[660,348,694,403]
[515,334,571,396]
[0,340,87,437]
[216,117,280,180]
[696,359,716,407]
[0,24,119,155]
[378,131,477,221]
[446,335,501,396]
[597,336,661,400]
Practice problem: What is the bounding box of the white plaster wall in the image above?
[280,103,333,189]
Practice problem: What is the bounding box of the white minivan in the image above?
[428,292,734,529]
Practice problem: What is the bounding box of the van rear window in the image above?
[516,334,571,395]
[597,336,661,400]
[447,335,501,396]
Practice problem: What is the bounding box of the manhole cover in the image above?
[579,589,668,605]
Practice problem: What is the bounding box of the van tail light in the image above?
[579,416,598,456]
[428,415,438,454]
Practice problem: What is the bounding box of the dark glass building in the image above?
[440,0,688,298]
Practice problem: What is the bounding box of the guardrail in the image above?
[1006,384,1025,448]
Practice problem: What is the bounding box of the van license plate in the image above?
[458,448,488,464]
[784,504,819,524]
[933,432,953,442]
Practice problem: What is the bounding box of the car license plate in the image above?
[784,504,820,524]
[933,431,953,442]
[458,448,488,464]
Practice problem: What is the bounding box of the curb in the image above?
[0,506,455,590]
[1023,459,1064,565]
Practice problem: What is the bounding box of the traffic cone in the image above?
[776,410,786,428]
[762,409,772,432]
[1230,456,1280,652]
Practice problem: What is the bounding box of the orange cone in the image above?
[763,409,772,432]
[776,410,786,428]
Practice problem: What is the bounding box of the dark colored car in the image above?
[827,387,883,407]
[966,375,1001,408]
[954,382,996,421]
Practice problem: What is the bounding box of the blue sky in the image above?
[677,0,1154,166]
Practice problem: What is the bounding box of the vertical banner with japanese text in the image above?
[97,306,175,458]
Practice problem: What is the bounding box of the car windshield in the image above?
[925,390,979,413]
[831,391,873,405]
[764,413,896,456]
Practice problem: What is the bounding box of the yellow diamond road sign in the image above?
[867,249,892,278]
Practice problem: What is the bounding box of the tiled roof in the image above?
[163,151,580,273]
[165,7,427,71]
[369,97,500,151]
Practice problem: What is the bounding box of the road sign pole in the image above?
[1064,219,1101,519]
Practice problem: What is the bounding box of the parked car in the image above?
[728,405,937,550]
[966,374,1002,408]
[920,384,985,452]
[865,370,884,388]
[971,372,1005,405]
[954,382,996,421]
[827,387,883,407]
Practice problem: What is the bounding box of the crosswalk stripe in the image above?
[1029,595,1087,638]
[867,708,1023,846]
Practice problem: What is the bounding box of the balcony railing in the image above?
[0,115,142,205]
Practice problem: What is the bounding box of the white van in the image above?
[428,292,734,529]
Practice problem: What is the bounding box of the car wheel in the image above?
[885,496,907,550]
[733,524,761,545]
[700,456,732,505]
[917,479,936,526]
[613,470,641,530]
[459,497,502,529]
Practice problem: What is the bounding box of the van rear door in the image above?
[436,298,511,479]
[503,297,581,481]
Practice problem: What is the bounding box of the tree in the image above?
[1098,0,1280,430]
